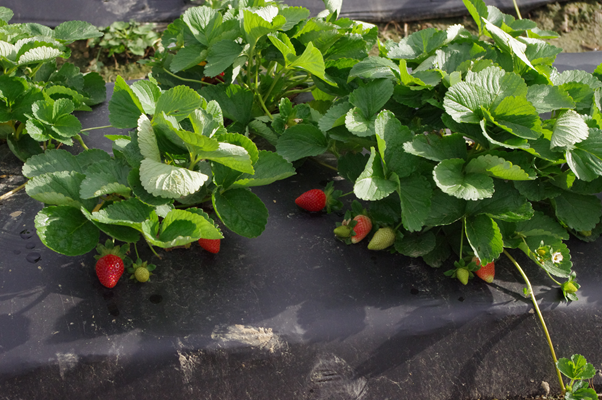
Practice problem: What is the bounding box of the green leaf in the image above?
[424,189,466,226]
[394,231,436,258]
[465,214,503,264]
[354,147,398,201]
[375,110,416,178]
[218,132,259,164]
[139,159,210,198]
[552,191,602,232]
[515,211,569,241]
[175,208,221,241]
[79,160,131,199]
[403,133,467,162]
[170,45,207,73]
[82,72,106,106]
[108,76,145,129]
[433,42,486,74]
[17,46,62,66]
[243,9,281,46]
[136,114,161,161]
[79,207,140,243]
[395,173,432,232]
[322,0,342,16]
[205,40,243,77]
[348,57,399,81]
[566,128,602,182]
[22,149,81,178]
[90,198,155,231]
[385,28,448,62]
[526,84,575,114]
[276,123,328,162]
[434,158,494,201]
[130,80,161,115]
[550,110,589,150]
[485,96,542,140]
[462,0,488,35]
[319,101,352,132]
[126,168,172,207]
[26,171,95,210]
[200,85,254,130]
[422,234,452,268]
[195,142,253,174]
[54,21,102,41]
[233,150,295,188]
[6,134,43,162]
[279,7,311,31]
[337,152,370,183]
[482,18,534,71]
[349,79,394,117]
[155,86,202,122]
[143,209,208,248]
[557,355,596,381]
[345,107,376,137]
[514,179,562,201]
[35,206,99,256]
[466,181,533,222]
[212,188,268,238]
[465,154,532,180]
[0,7,14,23]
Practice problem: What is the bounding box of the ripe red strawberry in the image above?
[368,227,396,250]
[96,255,125,288]
[199,238,220,254]
[351,215,372,244]
[473,257,495,283]
[295,189,327,212]
[94,240,129,288]
[295,182,343,213]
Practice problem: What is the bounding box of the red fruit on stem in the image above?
[351,215,372,244]
[96,255,125,288]
[473,257,495,283]
[295,189,327,212]
[199,238,221,254]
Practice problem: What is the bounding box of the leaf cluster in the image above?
[23,77,295,256]
[557,354,598,400]
[0,7,106,161]
[148,0,377,134]
[88,21,160,58]
[263,0,602,294]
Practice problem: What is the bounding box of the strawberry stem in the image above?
[459,217,465,260]
[503,249,565,394]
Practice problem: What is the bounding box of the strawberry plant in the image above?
[0,7,106,161]
[277,0,602,393]
[147,0,377,137]
[23,77,295,262]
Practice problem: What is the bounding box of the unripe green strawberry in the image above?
[561,281,578,294]
[367,227,396,250]
[334,225,352,238]
[128,258,156,283]
[134,267,150,283]
[457,267,469,285]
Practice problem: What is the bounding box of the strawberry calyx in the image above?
[128,258,156,283]
[444,258,479,285]
[323,181,343,213]
[94,239,130,263]
[560,272,580,301]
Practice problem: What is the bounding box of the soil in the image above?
[377,0,602,53]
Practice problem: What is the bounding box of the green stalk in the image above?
[74,134,89,150]
[460,217,466,259]
[146,241,162,259]
[162,68,211,86]
[512,0,523,19]
[503,249,565,393]
[81,125,113,132]
[262,67,285,105]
